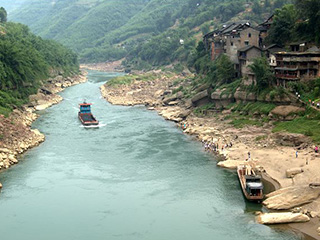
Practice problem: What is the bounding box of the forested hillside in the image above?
[10,0,290,66]
[0,19,79,116]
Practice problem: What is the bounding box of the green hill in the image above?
[9,0,291,65]
[0,20,79,116]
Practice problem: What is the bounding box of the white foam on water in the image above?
[79,122,107,129]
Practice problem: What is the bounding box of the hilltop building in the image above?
[203,21,263,82]
[203,16,320,87]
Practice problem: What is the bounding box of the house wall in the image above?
[225,35,241,63]
[240,48,262,75]
[224,27,260,64]
[269,54,277,67]
[239,27,260,48]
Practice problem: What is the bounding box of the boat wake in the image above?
[79,122,107,129]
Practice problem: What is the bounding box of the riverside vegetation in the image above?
[0,8,84,182]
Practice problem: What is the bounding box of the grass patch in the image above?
[106,75,135,87]
[230,118,263,128]
[172,86,183,94]
[232,102,276,115]
[255,135,267,141]
[273,117,320,143]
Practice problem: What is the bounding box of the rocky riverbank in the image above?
[100,70,320,239]
[0,71,87,188]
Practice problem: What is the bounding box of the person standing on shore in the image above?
[247,152,251,161]
[296,150,298,158]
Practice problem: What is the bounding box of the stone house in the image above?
[238,45,263,85]
[203,22,261,78]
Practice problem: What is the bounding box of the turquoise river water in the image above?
[0,71,302,240]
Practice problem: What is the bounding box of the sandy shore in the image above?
[0,71,87,184]
[100,70,320,239]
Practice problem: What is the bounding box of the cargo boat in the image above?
[237,164,264,202]
[78,102,99,126]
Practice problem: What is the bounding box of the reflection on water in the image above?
[0,71,302,240]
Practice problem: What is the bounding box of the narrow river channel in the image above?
[0,71,301,240]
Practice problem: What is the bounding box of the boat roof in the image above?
[247,182,263,190]
[79,103,92,106]
[245,175,261,180]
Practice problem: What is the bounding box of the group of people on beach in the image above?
[202,140,233,153]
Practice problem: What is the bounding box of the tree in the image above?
[266,4,297,46]
[0,7,7,23]
[201,23,210,36]
[252,1,261,15]
[295,0,320,43]
[248,57,275,89]
[215,54,235,84]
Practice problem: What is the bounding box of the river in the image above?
[0,71,302,240]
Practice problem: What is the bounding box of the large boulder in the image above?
[286,168,304,178]
[263,185,320,210]
[163,95,178,105]
[273,132,311,147]
[211,89,232,100]
[270,106,305,120]
[234,89,256,102]
[256,212,310,224]
[217,160,247,169]
[191,90,208,103]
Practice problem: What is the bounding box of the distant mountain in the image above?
[10,0,292,65]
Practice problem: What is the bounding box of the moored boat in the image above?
[78,102,99,126]
[237,164,264,202]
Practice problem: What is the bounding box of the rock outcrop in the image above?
[270,105,305,120]
[286,168,304,178]
[263,185,320,210]
[256,212,310,224]
[217,160,247,169]
[273,132,311,147]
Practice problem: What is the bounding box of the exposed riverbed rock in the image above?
[256,212,310,224]
[158,107,189,122]
[273,132,311,147]
[286,168,304,178]
[270,106,305,120]
[191,90,209,105]
[263,185,320,210]
[217,160,247,169]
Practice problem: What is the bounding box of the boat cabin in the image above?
[79,103,92,114]
[245,175,263,197]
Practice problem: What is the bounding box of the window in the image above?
[248,33,251,38]
[231,42,234,46]
[245,41,249,46]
